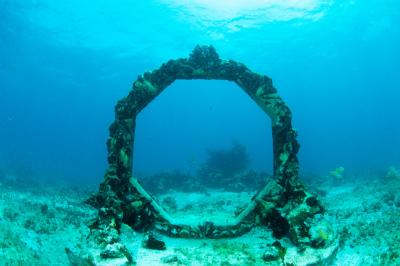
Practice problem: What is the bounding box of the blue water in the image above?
[0,0,399,185]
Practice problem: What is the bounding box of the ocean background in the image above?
[1,0,399,186]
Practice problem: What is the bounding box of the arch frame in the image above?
[90,45,323,243]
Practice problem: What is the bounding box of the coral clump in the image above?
[205,142,250,177]
[196,142,266,190]
[385,166,400,180]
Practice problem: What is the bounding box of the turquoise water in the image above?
[1,1,400,265]
[1,0,399,184]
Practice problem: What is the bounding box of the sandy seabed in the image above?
[0,170,399,265]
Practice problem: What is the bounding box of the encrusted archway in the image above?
[89,45,324,245]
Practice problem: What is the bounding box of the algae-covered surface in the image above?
[1,169,399,265]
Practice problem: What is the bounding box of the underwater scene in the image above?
[1,0,400,265]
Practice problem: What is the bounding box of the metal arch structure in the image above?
[89,45,323,244]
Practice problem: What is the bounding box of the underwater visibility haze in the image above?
[0,0,400,265]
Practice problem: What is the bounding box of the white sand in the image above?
[1,172,399,265]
